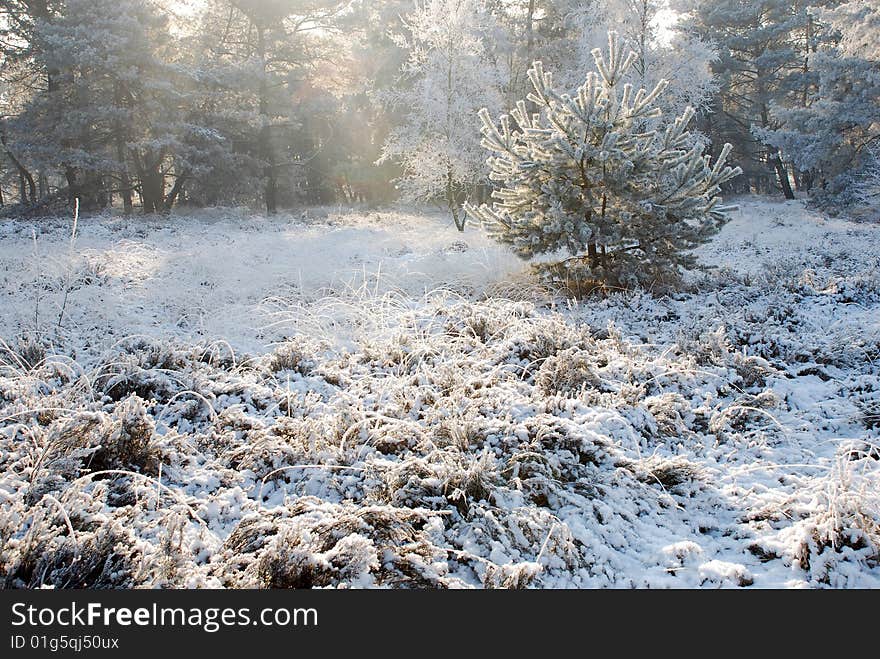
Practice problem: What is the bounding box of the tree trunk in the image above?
[803,11,813,108]
[264,158,278,215]
[63,163,77,204]
[65,166,109,210]
[634,0,650,86]
[97,175,109,208]
[1,131,36,204]
[771,150,795,200]
[114,84,133,216]
[758,97,795,200]
[801,170,814,192]
[256,24,277,215]
[447,168,465,232]
[119,167,134,216]
[164,170,189,212]
[133,149,167,215]
[526,0,536,63]
[141,170,165,215]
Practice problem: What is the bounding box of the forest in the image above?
[1,0,877,220]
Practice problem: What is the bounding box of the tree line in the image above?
[0,0,877,217]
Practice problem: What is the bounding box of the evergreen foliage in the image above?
[760,1,880,212]
[681,0,837,199]
[466,33,742,289]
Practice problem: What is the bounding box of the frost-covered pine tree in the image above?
[762,1,880,211]
[17,0,209,214]
[465,33,742,289]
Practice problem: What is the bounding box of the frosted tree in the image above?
[380,0,506,230]
[856,145,880,212]
[680,0,839,198]
[11,0,219,213]
[584,1,719,118]
[825,0,880,57]
[504,1,718,120]
[465,33,741,289]
[21,0,178,211]
[492,1,608,106]
[762,1,880,209]
[218,0,347,214]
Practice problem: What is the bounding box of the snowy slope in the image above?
[1,198,878,588]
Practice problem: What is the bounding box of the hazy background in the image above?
[1,1,877,218]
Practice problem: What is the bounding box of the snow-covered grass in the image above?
[1,198,879,588]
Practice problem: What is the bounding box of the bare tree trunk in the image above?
[587,194,610,271]
[758,95,795,200]
[770,148,795,200]
[801,170,814,192]
[64,166,81,207]
[1,128,36,204]
[142,171,165,214]
[118,162,134,215]
[64,167,107,210]
[132,149,168,215]
[23,168,36,204]
[526,0,536,63]
[447,168,465,232]
[633,0,650,86]
[256,24,277,215]
[164,170,189,212]
[114,83,133,216]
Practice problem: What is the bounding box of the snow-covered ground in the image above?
[1,198,879,588]
[0,207,524,355]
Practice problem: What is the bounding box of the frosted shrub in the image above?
[483,561,543,589]
[265,339,318,375]
[792,454,880,581]
[0,337,46,371]
[644,392,694,439]
[257,534,333,589]
[94,395,159,473]
[535,347,602,396]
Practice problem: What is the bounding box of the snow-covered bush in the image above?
[466,32,741,290]
[790,452,880,583]
[535,347,602,396]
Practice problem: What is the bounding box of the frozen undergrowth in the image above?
[0,199,879,588]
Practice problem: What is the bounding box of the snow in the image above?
[1,197,879,589]
[0,207,524,353]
